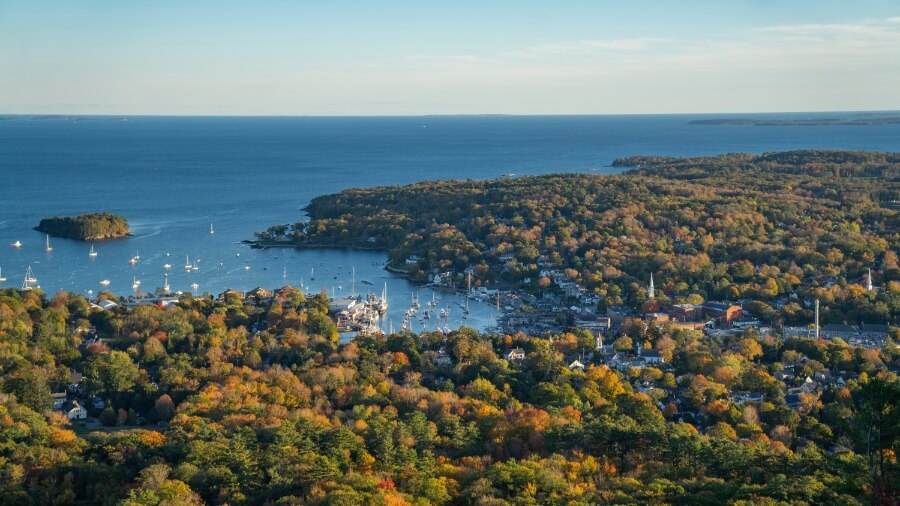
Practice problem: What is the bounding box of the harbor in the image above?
[0,226,499,336]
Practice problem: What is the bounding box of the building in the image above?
[645,313,670,325]
[641,349,665,365]
[51,392,67,410]
[67,401,87,421]
[433,347,454,367]
[671,304,701,322]
[505,348,527,363]
[567,358,586,371]
[92,299,119,311]
[246,287,273,300]
[217,289,245,302]
[701,302,743,324]
[329,297,358,314]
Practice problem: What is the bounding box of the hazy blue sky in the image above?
[1,1,898,115]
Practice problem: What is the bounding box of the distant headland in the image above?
[35,212,130,240]
[689,117,900,126]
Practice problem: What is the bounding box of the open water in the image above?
[1,113,898,332]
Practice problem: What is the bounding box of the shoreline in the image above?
[33,228,133,241]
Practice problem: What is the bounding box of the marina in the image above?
[0,226,498,335]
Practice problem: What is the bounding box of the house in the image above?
[51,392,67,410]
[433,347,454,367]
[405,255,420,265]
[246,287,273,300]
[217,289,245,302]
[774,370,795,382]
[67,370,84,395]
[505,348,526,363]
[67,401,87,421]
[785,393,803,411]
[566,356,586,371]
[641,349,665,365]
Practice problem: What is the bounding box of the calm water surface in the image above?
[1,113,898,331]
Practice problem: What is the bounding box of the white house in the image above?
[567,359,586,371]
[505,348,526,362]
[67,401,87,421]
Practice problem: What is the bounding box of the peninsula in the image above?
[35,212,130,240]
[689,117,900,126]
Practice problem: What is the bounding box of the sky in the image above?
[1,0,898,115]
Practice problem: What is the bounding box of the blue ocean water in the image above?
[1,113,898,331]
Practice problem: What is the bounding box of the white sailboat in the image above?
[163,274,170,293]
[184,255,191,270]
[191,282,199,291]
[210,223,215,234]
[89,243,98,257]
[11,240,22,248]
[45,235,53,252]
[282,267,287,280]
[100,279,111,287]
[22,266,38,291]
[163,263,172,269]
[129,251,140,265]
[0,267,5,282]
[132,277,141,289]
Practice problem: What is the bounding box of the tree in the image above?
[851,373,900,497]
[84,351,141,397]
[614,336,634,352]
[735,338,763,361]
[154,394,176,422]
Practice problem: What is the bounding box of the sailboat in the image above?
[163,274,170,293]
[191,259,199,271]
[132,277,141,289]
[184,255,192,270]
[210,224,215,234]
[282,267,287,280]
[0,267,6,282]
[129,251,140,265]
[22,266,38,291]
[45,235,53,252]
[89,243,98,258]
[163,263,172,269]
[378,282,388,314]
[100,279,111,287]
[191,282,199,291]
[10,240,21,248]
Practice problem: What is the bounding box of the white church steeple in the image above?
[648,273,655,299]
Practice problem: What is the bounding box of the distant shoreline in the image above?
[690,117,900,126]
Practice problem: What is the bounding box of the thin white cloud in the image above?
[501,38,668,58]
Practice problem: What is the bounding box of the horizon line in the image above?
[2,108,900,119]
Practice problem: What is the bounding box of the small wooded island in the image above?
[35,212,130,240]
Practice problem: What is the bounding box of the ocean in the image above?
[1,113,898,332]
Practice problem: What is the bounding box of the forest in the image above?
[256,150,900,326]
[35,213,130,241]
[0,287,897,504]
